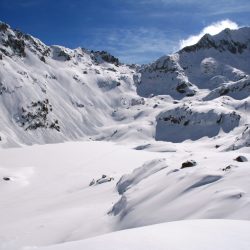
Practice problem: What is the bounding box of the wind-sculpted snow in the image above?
[227,124,250,150]
[0,140,250,249]
[116,158,168,194]
[204,76,250,100]
[110,152,250,230]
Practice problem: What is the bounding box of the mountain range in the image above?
[0,22,249,150]
[1,22,250,250]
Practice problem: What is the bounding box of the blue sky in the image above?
[1,0,250,64]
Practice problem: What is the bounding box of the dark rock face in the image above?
[176,82,190,94]
[0,22,9,32]
[3,34,26,57]
[0,82,13,95]
[181,160,197,169]
[92,50,119,66]
[58,50,71,61]
[17,99,60,131]
[40,56,46,63]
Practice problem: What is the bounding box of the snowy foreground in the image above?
[32,220,250,250]
[0,140,250,249]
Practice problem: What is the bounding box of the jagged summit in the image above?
[138,26,250,98]
[181,26,250,54]
[0,22,120,66]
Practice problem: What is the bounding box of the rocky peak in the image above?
[181,27,250,54]
[0,22,50,59]
[91,50,120,66]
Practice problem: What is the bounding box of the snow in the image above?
[0,141,163,249]
[28,220,250,250]
[0,24,250,149]
[0,141,250,250]
[0,22,250,250]
[110,143,250,230]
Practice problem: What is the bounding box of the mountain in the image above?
[0,22,250,150]
[0,22,141,147]
[139,27,250,97]
[0,22,250,250]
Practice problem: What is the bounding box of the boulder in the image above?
[234,156,248,162]
[181,160,197,169]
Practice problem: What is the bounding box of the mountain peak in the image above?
[181,26,250,54]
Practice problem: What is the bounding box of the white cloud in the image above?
[179,19,239,49]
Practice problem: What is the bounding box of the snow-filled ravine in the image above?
[0,140,250,249]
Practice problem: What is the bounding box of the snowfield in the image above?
[0,141,164,249]
[0,141,250,249]
[0,22,250,249]
[31,220,250,250]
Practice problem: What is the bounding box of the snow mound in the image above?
[227,125,250,150]
[116,158,167,195]
[110,154,250,229]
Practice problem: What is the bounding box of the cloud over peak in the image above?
[179,19,239,49]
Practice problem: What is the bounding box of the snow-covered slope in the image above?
[0,22,149,147]
[138,27,250,98]
[0,22,250,149]
[0,141,249,250]
[32,220,250,250]
[111,147,250,230]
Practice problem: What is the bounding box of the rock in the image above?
[93,51,119,66]
[89,179,95,186]
[4,34,26,57]
[96,176,114,184]
[181,160,197,169]
[58,50,71,60]
[222,165,238,171]
[40,56,46,63]
[90,175,114,186]
[3,177,10,181]
[222,165,231,171]
[0,22,9,32]
[234,156,248,162]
